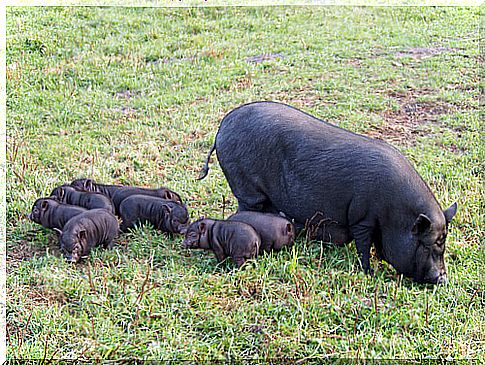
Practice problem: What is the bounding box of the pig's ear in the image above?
[58,187,65,200]
[199,222,207,235]
[284,222,293,235]
[443,202,458,224]
[84,179,94,191]
[164,204,173,214]
[41,200,49,211]
[77,230,87,241]
[164,191,178,201]
[412,214,432,236]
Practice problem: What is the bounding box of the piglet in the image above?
[118,195,189,233]
[28,197,87,230]
[70,178,183,214]
[182,218,261,268]
[228,211,295,253]
[50,185,115,214]
[70,179,122,200]
[58,209,119,263]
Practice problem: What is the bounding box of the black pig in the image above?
[118,195,189,233]
[199,101,458,284]
[71,179,183,214]
[227,211,295,253]
[182,218,261,268]
[58,209,119,263]
[70,179,122,199]
[50,185,115,214]
[28,197,87,230]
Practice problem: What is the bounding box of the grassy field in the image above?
[6,6,483,361]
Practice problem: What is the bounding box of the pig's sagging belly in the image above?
[261,158,353,227]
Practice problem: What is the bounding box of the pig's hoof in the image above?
[364,267,375,277]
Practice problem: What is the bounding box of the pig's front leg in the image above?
[102,238,115,250]
[351,224,374,275]
[233,256,246,268]
[211,243,227,263]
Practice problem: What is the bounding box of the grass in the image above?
[6,6,484,361]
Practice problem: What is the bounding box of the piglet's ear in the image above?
[164,191,176,201]
[58,187,65,200]
[199,222,207,235]
[164,204,173,214]
[443,202,458,224]
[41,200,49,211]
[84,179,94,191]
[78,230,87,240]
[412,214,432,236]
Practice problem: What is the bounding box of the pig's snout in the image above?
[424,269,447,285]
[436,273,447,285]
[178,224,189,235]
[66,255,78,263]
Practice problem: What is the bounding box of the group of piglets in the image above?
[28,179,188,263]
[29,179,296,267]
[183,211,295,268]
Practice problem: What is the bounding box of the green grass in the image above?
[6,6,484,361]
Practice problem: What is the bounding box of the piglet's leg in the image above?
[212,246,226,263]
[103,239,115,250]
[233,256,246,268]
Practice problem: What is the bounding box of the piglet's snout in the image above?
[66,255,77,263]
[178,224,189,235]
[436,273,447,285]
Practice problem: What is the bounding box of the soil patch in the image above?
[23,283,68,307]
[146,55,196,65]
[270,87,337,109]
[245,53,285,63]
[7,233,60,272]
[115,90,139,99]
[366,89,456,146]
[395,47,458,59]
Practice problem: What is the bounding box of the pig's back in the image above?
[64,209,119,241]
[216,101,435,225]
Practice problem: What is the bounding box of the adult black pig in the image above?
[227,211,295,253]
[118,195,189,233]
[50,185,115,214]
[58,209,119,263]
[198,101,458,284]
[28,197,87,230]
[70,179,183,214]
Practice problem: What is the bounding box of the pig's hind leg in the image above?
[235,189,273,213]
[119,208,137,232]
[102,238,115,250]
